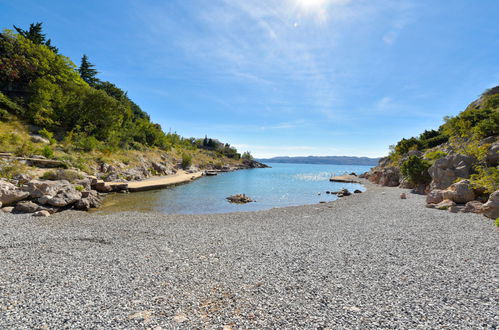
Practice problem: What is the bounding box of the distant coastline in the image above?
[256,156,380,166]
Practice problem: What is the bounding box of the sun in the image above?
[294,0,329,12]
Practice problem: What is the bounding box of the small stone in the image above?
[33,210,50,217]
[128,310,152,321]
[173,313,188,323]
[400,193,407,199]
[436,199,456,210]
[354,189,362,193]
[1,206,14,213]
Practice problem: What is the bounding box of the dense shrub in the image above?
[181,153,192,169]
[424,150,447,162]
[400,156,432,185]
[242,151,253,161]
[40,145,53,158]
[469,166,499,194]
[41,169,83,182]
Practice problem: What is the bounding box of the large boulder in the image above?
[0,180,30,206]
[23,180,71,198]
[23,180,82,208]
[441,180,475,204]
[462,201,484,214]
[151,162,173,175]
[428,154,475,190]
[74,190,102,210]
[368,167,400,187]
[426,189,444,204]
[13,201,40,214]
[482,191,499,219]
[486,144,499,166]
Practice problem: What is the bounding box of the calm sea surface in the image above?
[96,163,373,214]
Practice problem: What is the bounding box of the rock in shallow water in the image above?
[226,194,254,204]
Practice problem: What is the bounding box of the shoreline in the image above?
[107,170,204,192]
[0,180,496,328]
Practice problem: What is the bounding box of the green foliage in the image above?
[400,156,432,185]
[78,54,99,86]
[13,22,58,53]
[0,109,8,121]
[14,142,35,157]
[242,151,253,161]
[181,153,192,169]
[442,92,499,140]
[40,145,54,158]
[74,185,84,192]
[469,166,499,194]
[495,218,499,227]
[38,128,56,144]
[0,159,27,179]
[394,137,422,155]
[0,91,23,116]
[424,150,447,162]
[41,169,83,182]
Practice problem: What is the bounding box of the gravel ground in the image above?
[0,181,497,329]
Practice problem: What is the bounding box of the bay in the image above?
[96,163,372,214]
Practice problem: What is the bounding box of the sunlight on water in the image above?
[96,163,372,214]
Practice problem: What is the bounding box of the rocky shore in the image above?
[0,156,269,216]
[0,180,496,328]
[361,137,499,221]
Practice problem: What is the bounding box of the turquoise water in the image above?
[97,163,373,214]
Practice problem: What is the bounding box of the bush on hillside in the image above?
[181,153,192,169]
[40,169,83,182]
[469,166,499,194]
[424,150,447,162]
[400,156,432,185]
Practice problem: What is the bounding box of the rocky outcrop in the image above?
[366,167,400,187]
[482,191,499,219]
[428,154,475,190]
[441,180,475,204]
[226,194,254,204]
[0,180,29,206]
[426,180,475,207]
[242,159,270,169]
[23,179,82,207]
[462,201,484,214]
[13,201,40,213]
[486,143,499,166]
[426,189,444,204]
[74,190,102,211]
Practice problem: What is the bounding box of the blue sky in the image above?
[1,0,498,157]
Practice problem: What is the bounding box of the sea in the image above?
[96,163,373,214]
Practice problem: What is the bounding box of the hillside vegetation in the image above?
[0,23,253,178]
[387,87,498,192]
[363,87,498,220]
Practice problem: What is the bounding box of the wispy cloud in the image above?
[132,0,410,120]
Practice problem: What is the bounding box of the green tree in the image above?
[13,22,58,53]
[78,54,100,86]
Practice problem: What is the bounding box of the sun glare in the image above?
[294,0,328,12]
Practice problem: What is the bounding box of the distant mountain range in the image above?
[256,156,380,166]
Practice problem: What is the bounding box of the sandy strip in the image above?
[109,170,204,192]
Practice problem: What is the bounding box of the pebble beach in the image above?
[0,181,497,328]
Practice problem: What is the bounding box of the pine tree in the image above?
[13,22,58,53]
[79,55,100,86]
